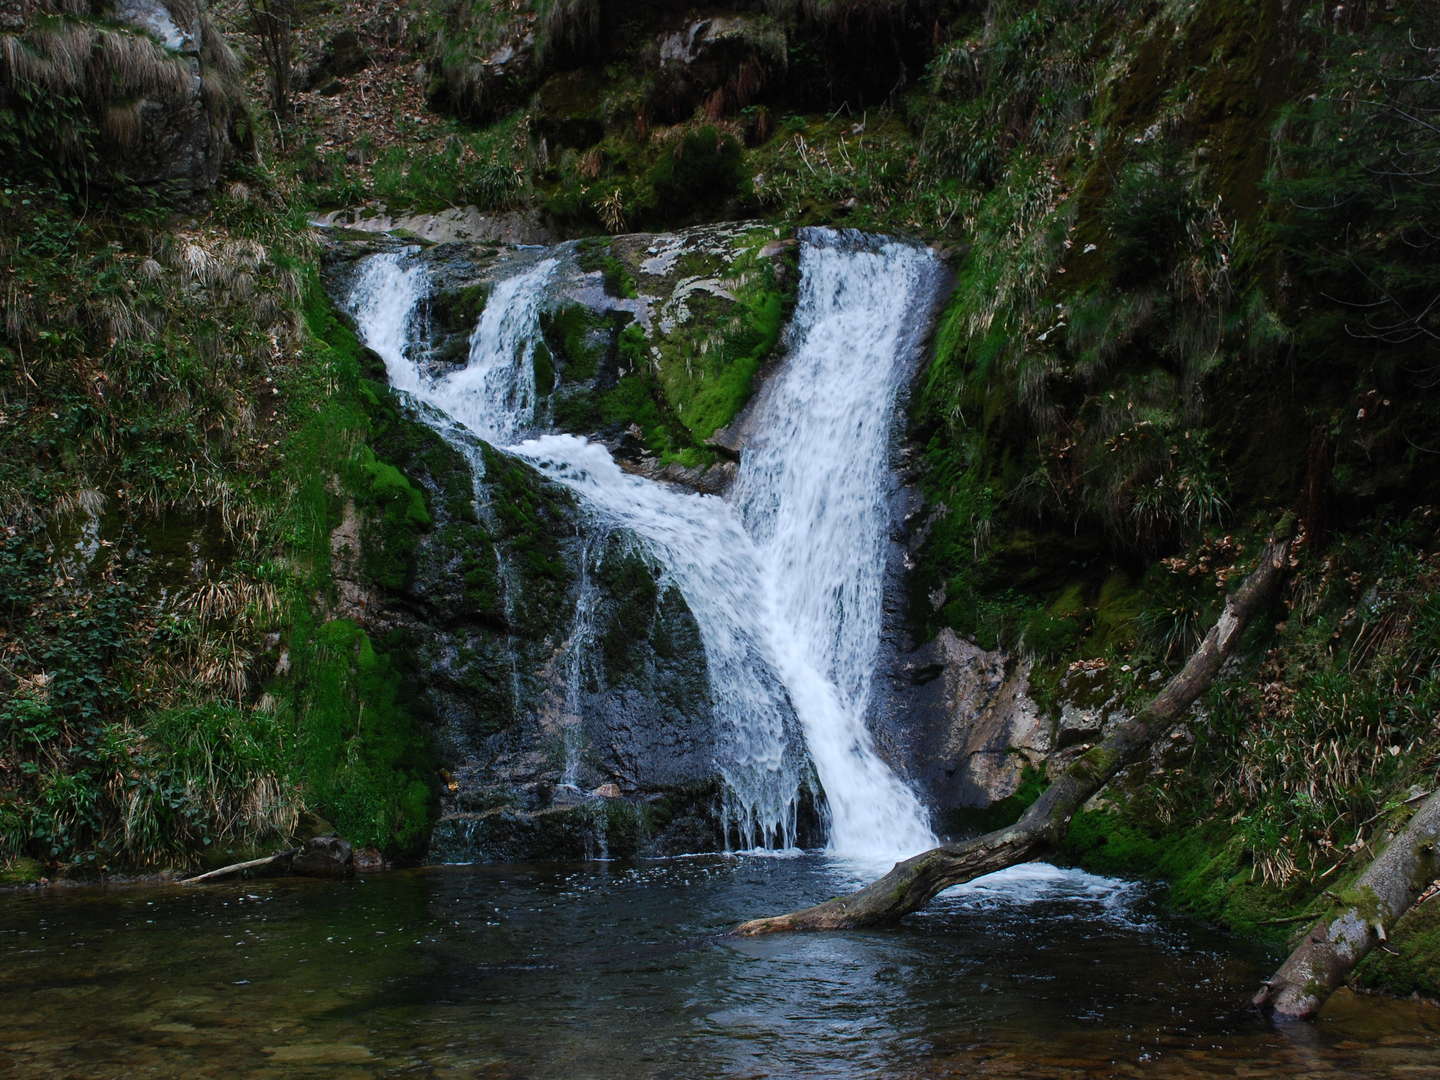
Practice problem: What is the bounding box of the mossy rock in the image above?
[534,69,608,149]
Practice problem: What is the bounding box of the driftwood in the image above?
[733,520,1295,936]
[1254,788,1440,1019]
[177,849,297,885]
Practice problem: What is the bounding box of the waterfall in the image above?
[344,230,941,862]
[732,230,940,859]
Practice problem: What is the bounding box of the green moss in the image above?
[1092,573,1143,651]
[1063,811,1314,940]
[284,618,436,855]
[1356,899,1440,1000]
[477,443,577,637]
[355,452,432,591]
[539,302,612,384]
[533,341,556,397]
[647,127,746,221]
[594,544,661,684]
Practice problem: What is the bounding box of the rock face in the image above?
[427,0,944,131]
[649,14,788,123]
[314,207,556,247]
[332,393,722,861]
[319,223,800,861]
[890,630,1051,810]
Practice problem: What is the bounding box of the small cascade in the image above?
[558,533,600,792]
[345,229,943,862]
[432,258,558,445]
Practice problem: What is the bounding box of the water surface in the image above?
[2,857,1437,1078]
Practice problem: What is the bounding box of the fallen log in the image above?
[733,519,1295,936]
[1253,787,1440,1019]
[177,849,297,885]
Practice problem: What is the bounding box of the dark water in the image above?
[1,856,1437,1078]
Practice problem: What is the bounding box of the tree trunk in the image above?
[1253,788,1440,1019]
[733,520,1296,937]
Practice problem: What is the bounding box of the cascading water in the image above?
[731,231,941,859]
[345,229,942,862]
[558,534,599,791]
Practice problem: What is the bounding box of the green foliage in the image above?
[647,127,746,219]
[1264,7,1440,392]
[1103,142,1199,285]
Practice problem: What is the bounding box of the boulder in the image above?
[291,835,354,878]
[304,28,371,89]
[889,629,1052,811]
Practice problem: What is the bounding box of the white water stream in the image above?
[345,231,940,862]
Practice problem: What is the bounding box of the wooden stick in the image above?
[178,849,297,885]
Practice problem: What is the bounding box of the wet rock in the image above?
[265,1043,375,1065]
[291,835,353,878]
[314,206,555,246]
[890,630,1051,810]
[620,455,737,495]
[353,847,386,872]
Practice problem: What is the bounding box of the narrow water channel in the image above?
[2,859,1436,1078]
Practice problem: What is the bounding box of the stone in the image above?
[314,207,555,247]
[265,1043,375,1065]
[105,0,247,199]
[291,835,353,878]
[313,29,371,83]
[353,846,386,872]
[888,629,1051,810]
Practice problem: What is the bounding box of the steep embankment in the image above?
[3,0,1438,1004]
